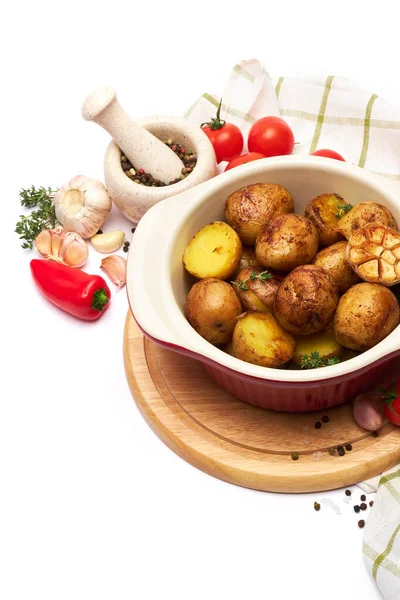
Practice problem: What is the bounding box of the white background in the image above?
[2,1,399,598]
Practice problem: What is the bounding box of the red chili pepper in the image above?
[30,259,111,321]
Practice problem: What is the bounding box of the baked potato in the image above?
[304,193,347,247]
[292,328,344,366]
[313,240,361,293]
[255,214,319,272]
[232,267,282,313]
[232,312,295,368]
[333,282,399,351]
[183,221,242,280]
[337,201,397,240]
[225,183,294,245]
[185,278,242,345]
[236,246,260,274]
[274,265,339,335]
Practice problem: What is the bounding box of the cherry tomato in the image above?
[248,116,294,157]
[382,380,400,426]
[224,152,266,171]
[200,99,243,163]
[311,149,346,161]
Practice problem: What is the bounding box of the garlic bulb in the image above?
[100,255,127,289]
[54,175,111,238]
[91,230,125,253]
[36,226,88,268]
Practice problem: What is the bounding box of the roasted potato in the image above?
[292,328,344,366]
[236,246,260,274]
[233,267,282,313]
[333,283,399,351]
[232,312,295,368]
[346,224,400,286]
[337,202,397,240]
[304,193,347,247]
[225,183,294,245]
[255,214,319,272]
[313,240,361,293]
[274,265,339,335]
[185,278,242,346]
[183,221,242,280]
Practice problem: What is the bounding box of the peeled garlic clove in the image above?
[54,175,112,239]
[60,232,88,268]
[91,230,125,253]
[50,226,66,258]
[100,255,127,289]
[353,393,383,431]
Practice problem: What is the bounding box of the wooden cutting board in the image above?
[123,312,400,493]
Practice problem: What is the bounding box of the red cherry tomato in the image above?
[311,149,346,161]
[382,380,400,426]
[248,116,294,157]
[224,152,266,171]
[201,99,243,163]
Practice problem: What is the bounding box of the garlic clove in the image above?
[50,226,66,258]
[54,175,112,239]
[100,255,127,289]
[60,232,88,268]
[35,229,53,258]
[91,230,125,253]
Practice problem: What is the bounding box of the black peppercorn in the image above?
[358,520,365,528]
[322,415,329,423]
[291,452,299,461]
[354,505,361,513]
[314,502,321,511]
[360,503,367,511]
[346,444,353,451]
[131,228,136,233]
[123,246,128,253]
[372,430,379,438]
[370,501,374,507]
[315,422,322,429]
[361,494,366,502]
[337,446,345,456]
[345,489,352,496]
[97,230,103,234]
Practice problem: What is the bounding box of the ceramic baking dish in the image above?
[127,156,400,412]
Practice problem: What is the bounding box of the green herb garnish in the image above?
[335,203,353,219]
[232,270,272,291]
[300,351,341,369]
[15,186,59,249]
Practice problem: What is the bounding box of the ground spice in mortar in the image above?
[120,140,198,187]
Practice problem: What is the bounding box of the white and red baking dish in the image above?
[127,156,400,412]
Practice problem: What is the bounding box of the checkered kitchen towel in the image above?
[185,59,400,598]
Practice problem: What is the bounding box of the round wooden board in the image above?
[123,312,400,493]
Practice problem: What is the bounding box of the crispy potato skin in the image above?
[225,183,293,246]
[183,221,242,280]
[274,265,339,335]
[233,267,282,312]
[292,328,344,366]
[333,282,399,351]
[313,240,361,293]
[232,312,295,367]
[337,202,398,240]
[304,193,346,247]
[235,246,261,275]
[185,278,242,346]
[255,214,319,272]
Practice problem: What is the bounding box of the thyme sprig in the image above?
[335,203,353,219]
[300,351,341,369]
[15,186,59,249]
[232,270,273,291]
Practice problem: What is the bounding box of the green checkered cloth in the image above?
[185,59,400,598]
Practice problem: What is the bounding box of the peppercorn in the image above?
[131,228,136,233]
[345,489,352,496]
[358,520,365,528]
[337,446,345,456]
[360,503,367,511]
[361,494,366,502]
[372,430,379,438]
[346,444,353,451]
[123,246,128,253]
[354,505,361,513]
[291,452,299,461]
[328,447,336,456]
[369,501,374,507]
[314,502,321,511]
[315,421,322,429]
[97,230,103,234]
[322,415,329,423]
[124,241,130,247]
